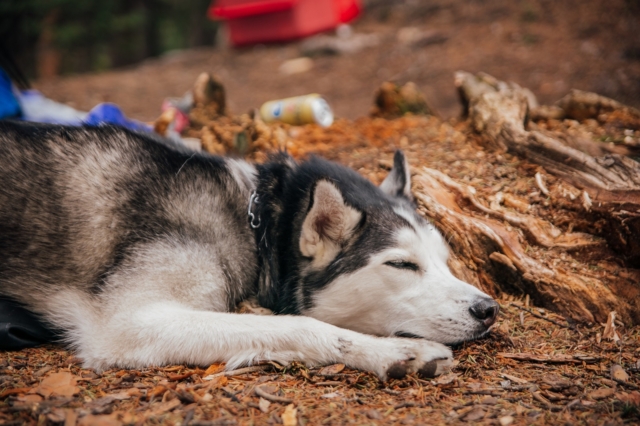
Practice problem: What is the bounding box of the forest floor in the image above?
[2,0,640,424]
[1,112,640,425]
[1,297,638,425]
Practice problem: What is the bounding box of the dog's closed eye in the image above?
[384,260,420,272]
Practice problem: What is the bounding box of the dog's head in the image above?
[286,151,498,345]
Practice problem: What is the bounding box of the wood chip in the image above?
[254,385,293,404]
[258,397,271,413]
[203,365,269,380]
[34,372,80,397]
[610,364,629,382]
[282,404,297,426]
[318,364,345,376]
[460,407,486,421]
[602,311,620,343]
[588,387,616,400]
[535,172,550,196]
[498,353,599,363]
[501,373,528,384]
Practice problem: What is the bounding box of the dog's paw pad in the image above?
[417,360,438,379]
[386,362,408,380]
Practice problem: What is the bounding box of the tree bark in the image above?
[455,71,640,267]
[414,167,639,325]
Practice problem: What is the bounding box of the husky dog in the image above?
[0,121,498,380]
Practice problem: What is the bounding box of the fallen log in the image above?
[455,71,640,268]
[413,168,635,324]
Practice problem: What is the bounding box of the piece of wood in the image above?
[456,72,640,266]
[254,386,293,404]
[413,169,633,324]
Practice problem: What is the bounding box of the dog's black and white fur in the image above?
[0,121,498,380]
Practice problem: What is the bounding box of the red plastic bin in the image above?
[208,0,362,46]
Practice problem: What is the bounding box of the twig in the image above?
[394,402,421,409]
[221,387,242,403]
[168,370,203,381]
[182,408,194,426]
[463,390,503,396]
[613,378,640,390]
[254,386,293,404]
[511,304,575,330]
[531,391,563,412]
[315,373,351,378]
[203,365,269,380]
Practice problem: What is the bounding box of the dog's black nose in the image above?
[469,298,499,327]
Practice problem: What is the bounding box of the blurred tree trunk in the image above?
[37,10,60,79]
[143,0,161,58]
[188,0,217,47]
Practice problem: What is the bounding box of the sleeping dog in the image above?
[0,121,498,380]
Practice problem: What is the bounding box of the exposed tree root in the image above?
[455,71,640,267]
[413,169,635,324]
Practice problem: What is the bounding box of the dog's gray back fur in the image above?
[0,122,256,313]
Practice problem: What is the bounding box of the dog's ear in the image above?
[300,180,362,267]
[380,150,412,201]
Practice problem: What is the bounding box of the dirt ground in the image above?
[2,1,640,425]
[1,298,639,426]
[33,0,640,122]
[1,111,640,424]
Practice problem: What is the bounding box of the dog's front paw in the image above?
[373,338,453,381]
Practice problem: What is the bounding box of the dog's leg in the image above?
[78,302,452,380]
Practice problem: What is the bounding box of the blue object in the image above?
[0,68,21,119]
[84,103,152,133]
[18,89,86,124]
[3,67,152,133]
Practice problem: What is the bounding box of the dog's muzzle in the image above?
[469,298,499,327]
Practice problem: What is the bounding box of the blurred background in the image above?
[1,0,639,120]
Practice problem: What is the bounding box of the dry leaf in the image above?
[259,397,271,413]
[589,387,616,400]
[65,409,78,426]
[150,398,181,415]
[497,320,510,335]
[365,409,383,420]
[34,366,52,377]
[78,414,121,426]
[47,408,67,423]
[35,372,80,397]
[542,374,572,390]
[501,373,528,384]
[318,364,345,375]
[321,391,342,399]
[436,372,459,385]
[17,394,43,403]
[204,363,225,376]
[616,391,640,406]
[602,311,620,342]
[610,364,629,382]
[282,404,297,426]
[480,396,498,405]
[499,415,515,426]
[461,407,486,421]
